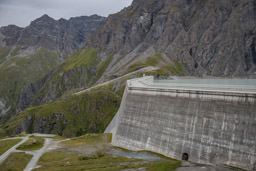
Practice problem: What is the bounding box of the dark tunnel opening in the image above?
[182,153,189,161]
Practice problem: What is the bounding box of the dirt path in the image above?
[0,134,58,170]
[74,66,158,95]
[24,138,53,171]
[0,137,24,141]
[0,135,29,164]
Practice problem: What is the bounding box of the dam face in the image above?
[105,76,256,170]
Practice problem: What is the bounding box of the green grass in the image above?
[0,47,61,121]
[34,132,181,171]
[0,139,22,155]
[57,134,180,170]
[0,128,7,138]
[17,136,44,151]
[124,61,147,74]
[0,152,33,171]
[145,54,165,66]
[147,161,181,171]
[26,48,103,108]
[3,85,122,137]
[97,54,113,79]
[34,147,180,171]
[62,133,112,146]
[121,54,166,75]
[164,61,184,75]
[0,46,11,64]
[63,48,98,71]
[34,151,143,171]
[10,47,20,56]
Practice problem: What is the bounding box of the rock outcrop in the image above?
[0,14,105,57]
[87,0,256,76]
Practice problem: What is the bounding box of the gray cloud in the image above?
[0,0,133,27]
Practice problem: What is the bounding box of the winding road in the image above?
[74,66,158,95]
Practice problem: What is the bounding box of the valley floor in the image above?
[0,133,243,171]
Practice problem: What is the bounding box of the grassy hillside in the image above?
[26,48,115,107]
[2,83,123,137]
[0,47,11,64]
[0,48,61,120]
[1,63,167,137]
[0,46,180,137]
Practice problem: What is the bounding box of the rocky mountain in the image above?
[1,0,256,137]
[0,14,105,121]
[87,0,256,76]
[0,14,105,57]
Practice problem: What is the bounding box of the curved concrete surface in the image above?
[106,76,256,170]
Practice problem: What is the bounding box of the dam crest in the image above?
[105,76,256,170]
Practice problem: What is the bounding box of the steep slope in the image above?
[87,0,256,77]
[2,0,256,137]
[0,15,105,120]
[2,73,136,137]
[1,65,157,137]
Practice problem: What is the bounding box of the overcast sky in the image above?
[0,0,133,27]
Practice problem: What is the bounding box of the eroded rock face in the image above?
[14,113,67,135]
[0,14,105,57]
[87,0,256,76]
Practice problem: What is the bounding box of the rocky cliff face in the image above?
[1,14,105,57]
[87,0,256,76]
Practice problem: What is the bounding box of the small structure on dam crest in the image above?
[105,76,256,170]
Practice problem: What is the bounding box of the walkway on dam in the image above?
[128,76,256,95]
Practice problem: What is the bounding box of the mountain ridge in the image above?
[1,0,256,137]
[0,14,106,121]
[87,0,256,76]
[0,14,105,57]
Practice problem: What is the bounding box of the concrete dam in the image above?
[105,76,256,170]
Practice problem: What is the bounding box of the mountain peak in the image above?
[40,14,52,19]
[30,14,56,25]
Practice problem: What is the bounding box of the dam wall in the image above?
[105,76,256,170]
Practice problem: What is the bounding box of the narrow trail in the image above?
[0,137,24,141]
[0,135,29,164]
[74,66,158,95]
[24,138,53,171]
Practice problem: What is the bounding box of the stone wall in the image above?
[106,79,256,170]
